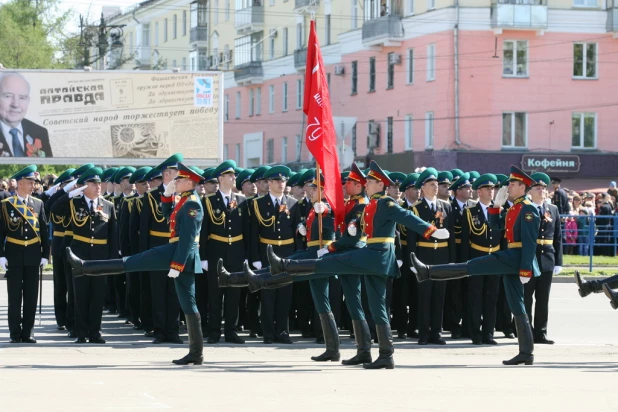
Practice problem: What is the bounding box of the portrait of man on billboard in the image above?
[0,72,53,157]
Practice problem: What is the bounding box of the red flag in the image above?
[303,20,345,229]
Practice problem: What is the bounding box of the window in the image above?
[154,22,159,46]
[172,59,177,68]
[282,82,288,111]
[129,32,134,54]
[351,124,357,155]
[173,15,177,39]
[142,24,150,46]
[296,135,302,161]
[327,73,331,92]
[387,117,393,153]
[574,0,597,6]
[296,23,303,50]
[351,60,358,94]
[572,113,596,148]
[502,112,527,148]
[281,137,288,163]
[182,57,187,70]
[283,28,288,56]
[224,94,229,122]
[369,57,376,92]
[352,0,358,29]
[235,91,241,119]
[214,0,219,24]
[224,45,230,70]
[387,52,395,89]
[425,112,434,149]
[428,0,435,9]
[503,40,528,77]
[296,79,303,109]
[235,144,240,163]
[269,85,275,113]
[426,44,435,81]
[269,30,276,59]
[226,0,230,21]
[325,14,331,45]
[183,11,187,36]
[270,0,275,5]
[234,33,264,65]
[266,139,274,163]
[405,115,413,150]
[407,0,414,14]
[249,89,255,116]
[573,43,597,79]
[164,18,168,42]
[224,144,229,159]
[256,87,262,115]
[407,49,414,84]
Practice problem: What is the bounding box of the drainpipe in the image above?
[454,0,461,146]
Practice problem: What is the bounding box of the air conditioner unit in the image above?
[389,53,402,65]
[334,65,345,75]
[368,121,380,135]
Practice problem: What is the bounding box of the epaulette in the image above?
[358,197,367,205]
[437,199,450,206]
[523,199,533,205]
[464,203,476,209]
[256,194,265,199]
[147,188,158,193]
[205,193,216,197]
[190,195,199,201]
[137,194,144,199]
[412,200,423,207]
[1,197,11,203]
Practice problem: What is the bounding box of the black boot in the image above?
[311,312,341,362]
[172,312,204,365]
[363,324,394,369]
[342,320,372,365]
[217,259,249,288]
[66,247,125,277]
[602,284,618,310]
[266,244,317,276]
[575,272,618,298]
[502,314,534,366]
[245,261,293,293]
[410,252,469,283]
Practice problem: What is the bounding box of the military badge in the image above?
[435,210,444,226]
[189,209,198,218]
[216,209,221,214]
[229,199,237,210]
[97,205,103,211]
[388,201,395,207]
[544,211,552,222]
[525,212,534,222]
[279,204,288,213]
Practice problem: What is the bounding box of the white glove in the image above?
[520,276,531,284]
[397,260,403,268]
[0,257,7,271]
[68,186,86,198]
[168,269,180,278]
[163,180,176,197]
[201,260,208,271]
[347,224,357,236]
[432,228,450,240]
[317,247,329,258]
[40,258,48,268]
[298,224,307,236]
[64,179,78,192]
[313,202,327,214]
[494,186,509,206]
[45,183,60,196]
[252,261,262,270]
[553,266,562,275]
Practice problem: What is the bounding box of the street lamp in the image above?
[79,13,126,69]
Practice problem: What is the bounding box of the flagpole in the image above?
[316,162,323,248]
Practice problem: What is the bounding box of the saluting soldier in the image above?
[0,165,50,343]
[409,168,456,345]
[461,173,502,345]
[524,172,562,345]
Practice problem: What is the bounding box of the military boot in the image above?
[266,245,317,276]
[602,284,618,310]
[66,247,124,277]
[410,252,469,283]
[172,312,204,365]
[245,261,293,293]
[217,259,249,288]
[362,324,394,370]
[311,312,340,362]
[341,319,372,366]
[502,314,534,366]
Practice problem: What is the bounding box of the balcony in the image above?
[234,61,263,85]
[361,14,404,48]
[490,0,548,33]
[235,6,264,35]
[294,0,319,10]
[190,26,208,47]
[608,0,618,35]
[294,48,307,71]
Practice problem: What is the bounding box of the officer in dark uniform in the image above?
[461,173,501,345]
[54,167,117,343]
[409,168,456,345]
[102,168,118,200]
[1,165,50,343]
[411,165,541,365]
[194,167,215,334]
[550,177,570,216]
[233,168,254,332]
[524,172,562,345]
[101,167,118,314]
[139,154,183,344]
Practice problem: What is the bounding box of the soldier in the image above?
[202,168,219,195]
[139,154,183,344]
[234,168,255,332]
[437,171,452,202]
[410,165,541,365]
[290,169,308,201]
[550,177,570,215]
[102,168,118,199]
[101,167,118,314]
[524,172,562,345]
[469,171,481,201]
[1,165,50,343]
[237,169,256,198]
[461,174,501,345]
[68,163,206,365]
[409,168,456,345]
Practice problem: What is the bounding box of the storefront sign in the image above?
[521,155,580,174]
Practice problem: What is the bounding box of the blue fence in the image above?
[560,214,618,271]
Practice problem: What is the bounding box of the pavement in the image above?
[1,280,617,412]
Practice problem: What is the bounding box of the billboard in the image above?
[0,70,223,166]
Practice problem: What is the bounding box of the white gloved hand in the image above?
[553,266,562,275]
[45,183,60,196]
[397,260,403,268]
[168,269,180,278]
[64,179,78,192]
[494,185,509,206]
[317,247,329,258]
[347,224,357,236]
[297,224,307,236]
[313,201,327,214]
[201,260,209,271]
[0,257,7,271]
[68,186,86,198]
[520,276,531,284]
[163,180,176,197]
[40,258,48,268]
[432,228,450,240]
[252,261,262,270]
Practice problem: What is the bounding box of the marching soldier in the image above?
[1,165,50,343]
[524,172,562,345]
